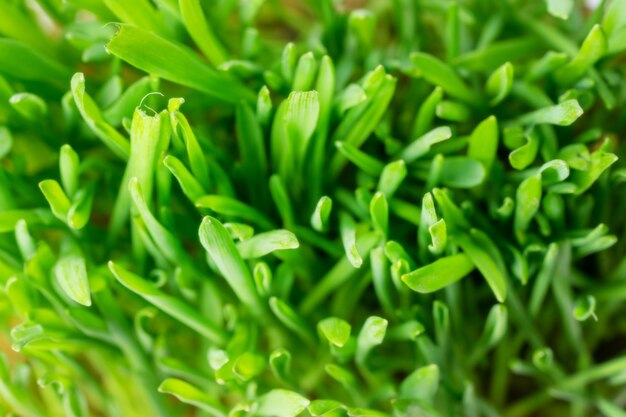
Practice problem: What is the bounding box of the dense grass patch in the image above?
[1,0,626,416]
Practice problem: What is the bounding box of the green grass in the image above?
[1,0,626,416]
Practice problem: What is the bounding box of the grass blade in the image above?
[515,99,583,126]
[546,0,573,20]
[311,196,333,232]
[467,116,498,172]
[158,379,226,417]
[455,230,508,303]
[402,254,475,293]
[196,195,274,230]
[103,0,169,34]
[179,0,228,66]
[399,126,452,163]
[163,155,206,201]
[39,180,71,222]
[237,102,269,208]
[54,254,91,307]
[199,216,265,318]
[410,52,474,102]
[555,25,607,86]
[356,316,388,367]
[399,364,439,402]
[339,211,363,268]
[106,25,254,103]
[236,230,299,259]
[486,62,514,105]
[71,73,130,160]
[0,39,68,86]
[255,389,310,417]
[269,297,316,345]
[318,317,351,347]
[108,261,227,344]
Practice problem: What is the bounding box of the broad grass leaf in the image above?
[410,53,473,102]
[318,317,352,347]
[106,25,254,103]
[199,216,265,318]
[158,378,226,416]
[402,254,475,293]
[54,255,91,307]
[255,389,310,417]
[236,230,299,259]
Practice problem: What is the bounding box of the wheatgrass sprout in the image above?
[0,0,625,416]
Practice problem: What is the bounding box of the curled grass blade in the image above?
[236,230,299,259]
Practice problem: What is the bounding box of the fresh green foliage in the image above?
[0,1,625,417]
